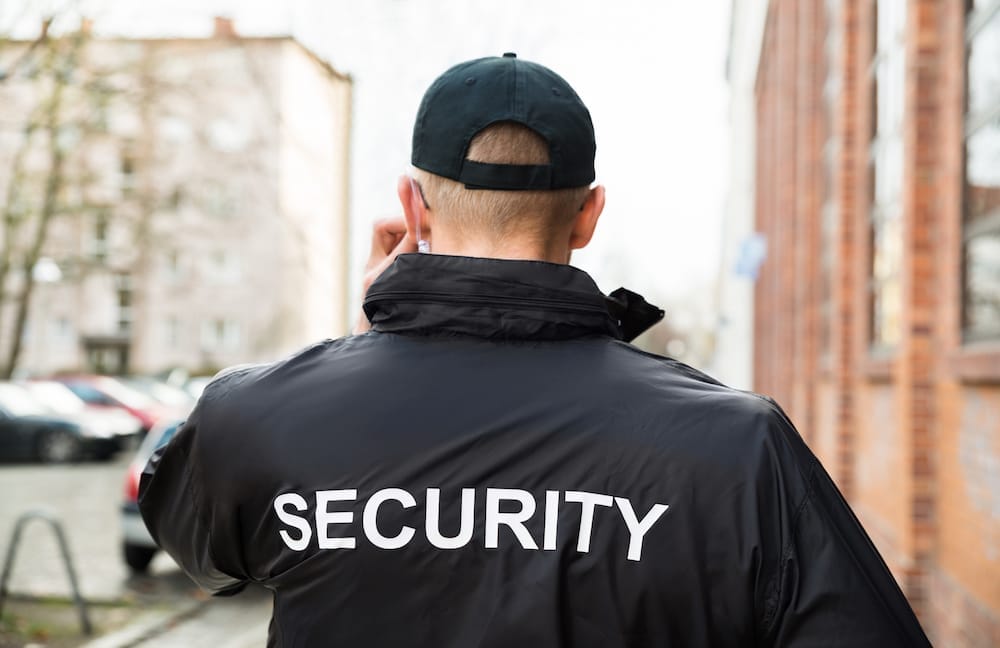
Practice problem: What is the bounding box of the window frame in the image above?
[961,0,1000,343]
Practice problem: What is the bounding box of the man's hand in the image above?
[353,217,417,334]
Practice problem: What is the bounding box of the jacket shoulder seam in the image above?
[611,341,725,387]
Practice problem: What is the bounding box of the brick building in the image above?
[732,0,1000,645]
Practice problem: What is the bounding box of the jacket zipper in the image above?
[364,290,611,316]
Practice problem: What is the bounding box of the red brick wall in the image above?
[752,0,1000,644]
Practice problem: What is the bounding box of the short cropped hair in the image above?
[413,122,591,242]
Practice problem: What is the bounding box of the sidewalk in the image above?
[80,586,271,648]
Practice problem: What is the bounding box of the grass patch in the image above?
[0,596,142,647]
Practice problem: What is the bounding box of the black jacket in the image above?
[139,253,930,647]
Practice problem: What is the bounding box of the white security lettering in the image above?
[274,487,670,562]
[316,489,357,549]
[363,488,417,549]
[565,491,614,553]
[485,488,538,550]
[274,492,312,551]
[426,488,475,549]
[615,497,669,561]
[543,490,559,550]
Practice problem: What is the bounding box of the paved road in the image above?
[0,454,158,601]
[1,455,273,646]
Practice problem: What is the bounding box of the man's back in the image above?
[140,254,929,647]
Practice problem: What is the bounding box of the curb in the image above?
[78,599,204,648]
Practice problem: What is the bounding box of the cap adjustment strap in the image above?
[458,160,553,190]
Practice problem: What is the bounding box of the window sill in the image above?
[864,350,895,382]
[950,342,1000,384]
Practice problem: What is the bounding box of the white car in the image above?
[24,380,144,449]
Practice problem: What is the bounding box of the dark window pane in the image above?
[968,10,1000,118]
[965,231,1000,339]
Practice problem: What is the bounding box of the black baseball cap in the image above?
[411,53,596,191]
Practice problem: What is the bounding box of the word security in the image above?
[274,487,670,562]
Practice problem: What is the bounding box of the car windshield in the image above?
[159,422,181,446]
[0,383,53,417]
[24,382,86,415]
[125,378,192,409]
[93,377,155,410]
[139,420,184,460]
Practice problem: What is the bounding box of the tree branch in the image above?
[0,17,52,84]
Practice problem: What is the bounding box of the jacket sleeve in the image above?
[137,396,248,596]
[758,404,931,647]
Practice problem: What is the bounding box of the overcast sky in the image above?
[4,0,731,306]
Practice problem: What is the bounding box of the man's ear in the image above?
[568,185,605,250]
[397,175,430,241]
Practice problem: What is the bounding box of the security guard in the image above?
[140,54,931,646]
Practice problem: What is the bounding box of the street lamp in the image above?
[32,257,63,284]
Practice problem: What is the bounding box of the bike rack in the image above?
[0,509,92,635]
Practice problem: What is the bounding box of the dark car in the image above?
[122,419,183,571]
[0,383,119,462]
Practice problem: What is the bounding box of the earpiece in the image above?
[408,176,431,253]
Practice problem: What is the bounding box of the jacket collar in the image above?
[362,254,663,342]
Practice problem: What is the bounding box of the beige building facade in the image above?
[0,18,352,376]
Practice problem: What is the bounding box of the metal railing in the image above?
[0,509,92,635]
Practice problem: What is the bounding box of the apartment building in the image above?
[0,17,352,375]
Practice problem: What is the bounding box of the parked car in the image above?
[0,382,120,462]
[53,375,180,434]
[120,376,195,413]
[182,376,213,400]
[122,419,183,572]
[150,367,213,401]
[23,380,144,447]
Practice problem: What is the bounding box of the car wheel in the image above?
[124,543,157,573]
[94,447,118,462]
[37,429,81,463]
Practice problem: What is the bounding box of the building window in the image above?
[201,318,240,351]
[165,249,183,282]
[869,0,907,350]
[165,317,180,349]
[207,186,237,218]
[90,210,109,262]
[120,146,136,196]
[160,115,193,143]
[208,118,249,152]
[964,0,1000,341]
[208,249,241,283]
[52,316,73,347]
[169,186,184,211]
[116,273,132,334]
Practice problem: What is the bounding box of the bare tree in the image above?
[0,20,87,377]
[0,15,347,377]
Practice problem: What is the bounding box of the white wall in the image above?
[709,0,769,391]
